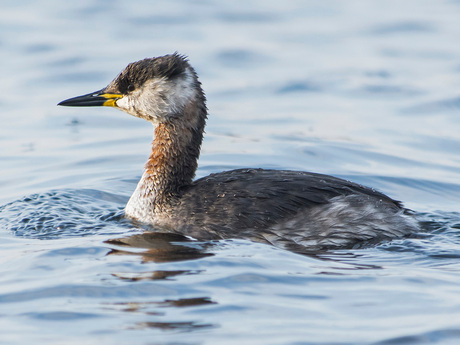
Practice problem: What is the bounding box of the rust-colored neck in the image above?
[141,101,207,211]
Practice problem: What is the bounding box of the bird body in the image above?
[59,53,419,252]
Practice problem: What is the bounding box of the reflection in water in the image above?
[105,232,218,333]
[112,270,199,281]
[157,297,216,308]
[108,297,216,312]
[104,298,217,332]
[131,321,215,332]
[105,232,214,263]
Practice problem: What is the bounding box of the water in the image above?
[2,1,460,344]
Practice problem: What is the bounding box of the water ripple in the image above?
[0,189,130,239]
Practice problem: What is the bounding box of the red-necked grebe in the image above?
[58,53,419,252]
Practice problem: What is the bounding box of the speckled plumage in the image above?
[59,53,420,253]
[169,169,418,251]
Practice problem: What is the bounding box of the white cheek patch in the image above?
[115,67,197,123]
[115,96,129,110]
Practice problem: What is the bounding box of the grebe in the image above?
[58,53,419,252]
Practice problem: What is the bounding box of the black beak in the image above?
[58,89,123,107]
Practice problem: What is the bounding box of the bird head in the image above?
[58,53,201,124]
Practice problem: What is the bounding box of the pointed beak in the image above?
[58,89,123,107]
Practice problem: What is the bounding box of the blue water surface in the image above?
[2,1,460,344]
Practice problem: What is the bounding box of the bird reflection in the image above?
[112,270,195,281]
[104,232,217,332]
[131,320,215,331]
[105,231,214,263]
[105,298,217,332]
[109,297,216,311]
